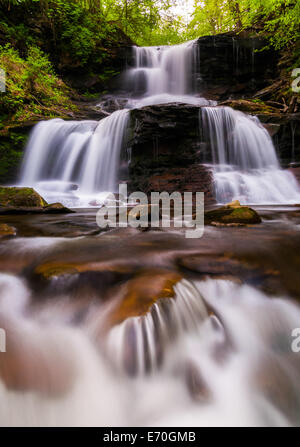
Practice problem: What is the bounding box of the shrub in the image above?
[0,44,76,122]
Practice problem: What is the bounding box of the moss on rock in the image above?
[204,200,262,225]
[0,186,47,207]
[0,187,73,214]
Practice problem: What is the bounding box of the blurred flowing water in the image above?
[0,266,299,427]
[201,107,300,204]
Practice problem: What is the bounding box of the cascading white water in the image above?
[0,267,299,427]
[124,41,212,108]
[106,280,209,375]
[19,110,129,207]
[129,42,193,96]
[18,40,209,206]
[201,106,300,204]
[18,39,299,207]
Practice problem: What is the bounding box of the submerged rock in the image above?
[0,320,77,396]
[107,268,182,328]
[0,223,16,238]
[43,202,74,214]
[204,200,261,225]
[184,360,212,403]
[0,187,73,214]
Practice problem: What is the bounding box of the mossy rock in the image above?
[219,99,278,115]
[204,200,261,225]
[0,187,47,207]
[0,187,73,214]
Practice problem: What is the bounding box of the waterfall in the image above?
[19,110,129,207]
[125,40,211,107]
[1,265,299,426]
[201,106,300,204]
[131,42,194,96]
[17,39,300,206]
[106,280,208,376]
[18,39,211,207]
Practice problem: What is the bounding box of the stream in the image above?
[1,40,300,427]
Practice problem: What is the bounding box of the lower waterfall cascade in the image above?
[201,107,300,204]
[0,263,299,426]
[19,110,130,207]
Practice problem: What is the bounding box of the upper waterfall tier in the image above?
[122,40,215,108]
[129,41,195,96]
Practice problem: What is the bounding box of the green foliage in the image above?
[0,44,75,121]
[45,1,108,64]
[101,0,173,45]
[1,0,299,51]
[0,130,26,182]
[244,0,300,50]
[189,0,300,50]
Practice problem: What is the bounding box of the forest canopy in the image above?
[0,0,299,48]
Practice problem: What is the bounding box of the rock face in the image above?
[0,187,73,214]
[195,34,278,101]
[128,103,215,205]
[259,113,300,167]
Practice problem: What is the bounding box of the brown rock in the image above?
[107,268,182,328]
[0,223,16,238]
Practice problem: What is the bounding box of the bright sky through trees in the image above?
[168,0,195,22]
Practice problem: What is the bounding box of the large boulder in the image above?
[0,186,47,207]
[204,200,262,225]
